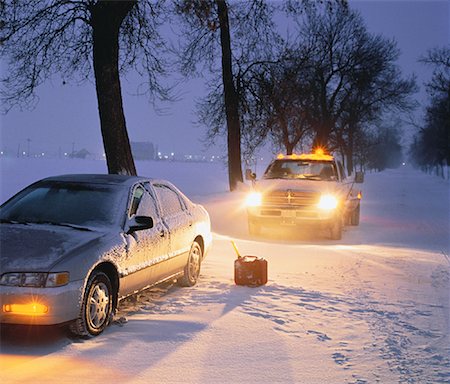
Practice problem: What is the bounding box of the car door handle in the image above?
[159,230,165,237]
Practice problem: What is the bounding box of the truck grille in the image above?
[263,190,319,207]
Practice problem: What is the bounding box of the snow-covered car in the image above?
[0,174,212,337]
[245,151,363,239]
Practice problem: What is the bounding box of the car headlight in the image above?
[0,272,69,287]
[246,192,262,207]
[317,194,339,210]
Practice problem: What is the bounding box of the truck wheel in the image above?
[350,204,360,226]
[248,220,261,236]
[329,217,342,240]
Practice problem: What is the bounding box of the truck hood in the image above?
[0,224,107,272]
[255,178,338,194]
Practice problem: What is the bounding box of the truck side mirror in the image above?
[245,168,256,181]
[355,171,364,183]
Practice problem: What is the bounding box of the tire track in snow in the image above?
[114,268,449,383]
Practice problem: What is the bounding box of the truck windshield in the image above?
[263,160,337,181]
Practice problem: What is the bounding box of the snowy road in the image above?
[1,160,449,383]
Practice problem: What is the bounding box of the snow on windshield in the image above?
[0,181,126,228]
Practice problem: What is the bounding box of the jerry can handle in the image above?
[231,240,241,258]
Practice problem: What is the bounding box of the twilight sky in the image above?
[1,0,449,159]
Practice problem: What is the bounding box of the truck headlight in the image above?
[317,194,338,210]
[246,192,262,207]
[0,272,69,287]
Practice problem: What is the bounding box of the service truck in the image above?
[245,150,363,240]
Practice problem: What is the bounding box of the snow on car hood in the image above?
[256,178,338,193]
[0,224,106,272]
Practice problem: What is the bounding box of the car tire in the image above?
[329,217,343,240]
[350,204,360,226]
[248,220,261,236]
[69,271,114,338]
[177,241,202,287]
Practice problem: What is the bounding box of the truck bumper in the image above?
[247,206,338,228]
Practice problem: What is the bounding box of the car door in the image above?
[152,182,194,273]
[119,183,170,297]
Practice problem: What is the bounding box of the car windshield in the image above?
[0,181,126,228]
[263,160,337,181]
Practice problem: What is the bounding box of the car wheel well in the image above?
[194,235,204,257]
[92,262,119,309]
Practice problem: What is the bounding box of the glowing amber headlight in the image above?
[246,192,262,207]
[3,303,48,315]
[317,194,339,210]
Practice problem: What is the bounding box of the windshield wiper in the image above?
[299,175,322,180]
[32,221,93,231]
[0,218,30,225]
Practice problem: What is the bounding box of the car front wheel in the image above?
[69,271,114,338]
[178,241,202,287]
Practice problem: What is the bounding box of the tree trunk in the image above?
[346,126,354,175]
[286,142,295,155]
[91,1,137,176]
[313,119,333,151]
[216,0,243,191]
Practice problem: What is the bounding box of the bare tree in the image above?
[237,51,315,155]
[410,46,450,171]
[1,0,168,175]
[176,0,279,191]
[283,3,415,172]
[420,46,450,96]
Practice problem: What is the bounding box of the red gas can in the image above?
[232,241,268,287]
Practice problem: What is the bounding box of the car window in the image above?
[135,186,159,220]
[129,186,145,217]
[153,184,185,217]
[0,182,125,227]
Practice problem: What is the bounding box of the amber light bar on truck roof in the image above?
[276,150,334,162]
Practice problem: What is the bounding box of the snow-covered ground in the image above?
[1,158,449,384]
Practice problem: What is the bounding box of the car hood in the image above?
[256,178,338,193]
[0,224,107,272]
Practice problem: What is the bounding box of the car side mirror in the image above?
[355,172,364,183]
[127,215,154,234]
[245,168,256,181]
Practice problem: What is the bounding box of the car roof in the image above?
[40,174,150,187]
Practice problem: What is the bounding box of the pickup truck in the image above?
[245,151,363,240]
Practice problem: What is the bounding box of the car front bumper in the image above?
[0,279,84,326]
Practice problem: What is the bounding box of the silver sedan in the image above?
[0,174,212,337]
